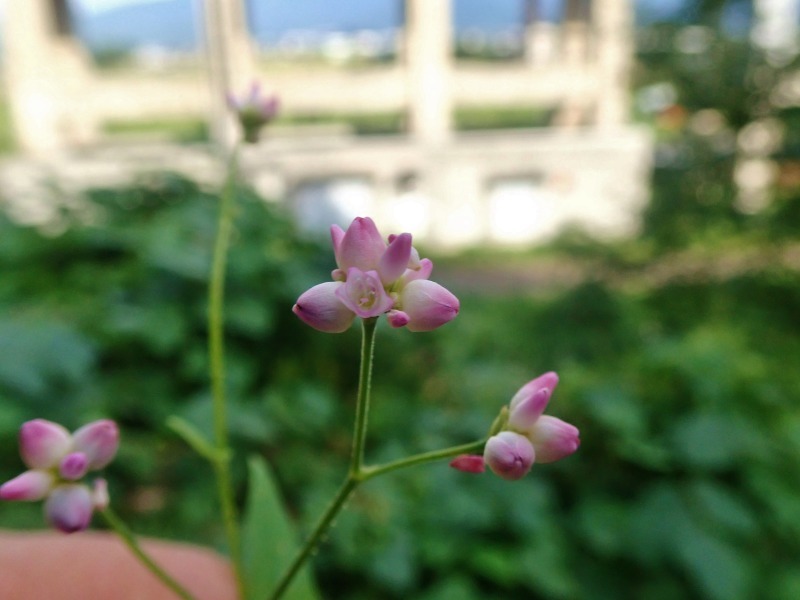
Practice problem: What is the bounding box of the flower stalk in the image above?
[268,318,486,600]
[100,507,197,600]
[208,142,246,599]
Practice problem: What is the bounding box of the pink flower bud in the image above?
[484,432,535,481]
[293,282,356,333]
[398,279,459,332]
[19,419,71,469]
[334,217,387,272]
[449,454,485,474]
[71,420,119,470]
[377,233,412,284]
[386,309,410,328]
[297,217,459,332]
[398,257,433,285]
[330,224,346,256]
[508,388,551,432]
[59,452,90,480]
[528,416,580,463]
[228,81,279,143]
[0,470,54,501]
[45,484,93,534]
[335,268,394,318]
[509,372,559,411]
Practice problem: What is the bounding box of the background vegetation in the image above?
[2,2,800,599]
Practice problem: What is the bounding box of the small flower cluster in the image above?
[451,372,580,480]
[293,217,459,333]
[227,81,279,143]
[0,419,119,533]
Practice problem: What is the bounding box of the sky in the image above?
[0,0,683,18]
[72,0,685,18]
[75,0,164,12]
[0,0,156,17]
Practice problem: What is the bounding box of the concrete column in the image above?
[204,0,257,148]
[562,0,591,66]
[404,0,453,144]
[593,0,633,127]
[1,0,97,154]
[524,0,558,67]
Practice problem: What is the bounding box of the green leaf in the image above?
[165,415,224,463]
[242,455,319,600]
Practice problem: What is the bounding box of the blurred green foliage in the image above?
[0,169,798,600]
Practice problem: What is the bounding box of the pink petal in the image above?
[45,484,94,533]
[335,268,394,318]
[509,372,559,411]
[0,470,54,501]
[398,279,459,332]
[528,416,580,463]
[59,452,90,480]
[483,432,535,481]
[337,217,387,271]
[261,96,280,119]
[19,419,71,469]
[399,257,433,285]
[247,81,262,102]
[449,454,485,474]
[386,309,410,328]
[71,420,119,470]
[507,388,551,432]
[330,224,345,262]
[377,232,412,284]
[293,282,356,333]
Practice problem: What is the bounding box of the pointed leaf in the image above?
[242,455,319,600]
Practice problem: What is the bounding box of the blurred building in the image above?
[1,0,652,248]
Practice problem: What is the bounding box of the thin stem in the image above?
[208,143,246,599]
[361,438,487,481]
[350,317,378,475]
[269,318,377,600]
[267,477,358,600]
[100,508,196,600]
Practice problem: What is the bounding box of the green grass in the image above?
[281,105,553,136]
[102,118,209,143]
[455,105,554,130]
[0,97,559,149]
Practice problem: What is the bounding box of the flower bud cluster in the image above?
[227,82,279,143]
[0,419,119,533]
[450,372,580,480]
[293,217,459,333]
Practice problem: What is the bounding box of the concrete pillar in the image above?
[404,0,453,144]
[1,0,97,154]
[204,0,258,148]
[593,0,633,127]
[524,0,558,67]
[562,0,591,66]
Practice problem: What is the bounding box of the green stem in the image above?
[361,438,487,481]
[208,143,246,599]
[267,476,358,600]
[350,317,378,475]
[269,317,486,600]
[268,318,377,600]
[100,508,196,600]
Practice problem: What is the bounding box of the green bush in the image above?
[1,174,799,599]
